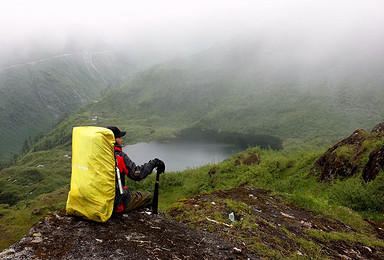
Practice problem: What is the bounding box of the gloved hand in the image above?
[154,158,165,174]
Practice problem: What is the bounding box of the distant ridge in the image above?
[0,49,134,163]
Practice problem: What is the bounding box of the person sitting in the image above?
[107,126,165,212]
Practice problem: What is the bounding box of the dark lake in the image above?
[123,128,282,172]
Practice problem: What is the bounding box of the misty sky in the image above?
[1,0,383,57]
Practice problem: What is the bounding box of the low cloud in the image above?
[0,0,383,64]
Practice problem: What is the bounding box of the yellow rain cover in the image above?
[66,126,115,222]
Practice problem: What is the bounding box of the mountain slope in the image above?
[0,50,135,163]
[1,32,384,253]
[17,33,384,154]
[82,34,384,146]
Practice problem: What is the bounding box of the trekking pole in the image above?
[152,170,161,214]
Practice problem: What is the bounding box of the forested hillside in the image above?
[77,34,384,147]
[18,34,384,158]
[2,33,383,164]
[0,50,136,163]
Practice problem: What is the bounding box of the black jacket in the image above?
[113,144,157,212]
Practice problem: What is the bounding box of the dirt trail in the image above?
[0,50,111,72]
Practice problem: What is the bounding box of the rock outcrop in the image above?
[235,151,260,166]
[371,121,384,137]
[0,209,244,260]
[312,122,384,182]
[363,145,384,182]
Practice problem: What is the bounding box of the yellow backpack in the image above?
[66,126,115,222]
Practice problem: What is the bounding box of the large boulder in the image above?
[371,122,384,137]
[311,122,384,182]
[362,145,384,182]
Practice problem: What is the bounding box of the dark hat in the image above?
[107,126,126,138]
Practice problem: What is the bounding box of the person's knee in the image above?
[141,191,153,204]
[125,191,152,211]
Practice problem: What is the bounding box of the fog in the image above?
[0,0,383,66]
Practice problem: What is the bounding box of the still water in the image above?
[123,140,243,172]
[123,128,283,172]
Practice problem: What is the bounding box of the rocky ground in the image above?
[167,187,384,259]
[1,186,384,259]
[0,209,244,260]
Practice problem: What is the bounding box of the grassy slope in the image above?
[3,34,382,160]
[129,146,384,224]
[3,144,382,251]
[1,34,384,250]
[0,51,134,163]
[1,125,384,251]
[90,36,384,145]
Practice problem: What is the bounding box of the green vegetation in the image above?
[305,229,384,248]
[163,166,384,258]
[1,34,384,255]
[0,187,68,250]
[1,134,384,252]
[127,146,384,226]
[0,148,71,206]
[0,50,134,163]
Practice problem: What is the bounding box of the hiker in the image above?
[107,126,165,213]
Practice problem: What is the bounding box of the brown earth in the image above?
[1,187,384,259]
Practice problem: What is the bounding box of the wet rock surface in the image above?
[1,187,384,259]
[363,145,384,182]
[371,122,384,137]
[312,122,384,182]
[0,209,244,260]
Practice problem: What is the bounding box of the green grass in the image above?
[0,149,71,206]
[0,187,68,250]
[126,145,384,229]
[293,237,329,260]
[1,134,384,251]
[305,229,384,248]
